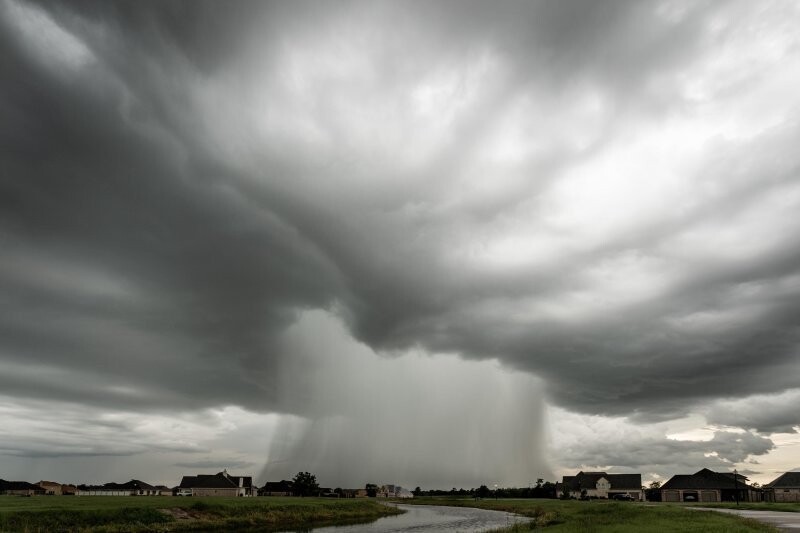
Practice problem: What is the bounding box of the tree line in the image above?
[412,479,558,499]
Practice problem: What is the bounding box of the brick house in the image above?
[660,468,760,502]
[764,472,800,503]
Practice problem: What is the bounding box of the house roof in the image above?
[661,469,754,490]
[764,472,800,489]
[560,471,641,491]
[77,480,156,491]
[179,472,253,489]
[0,479,42,491]
[262,480,294,491]
[116,480,156,491]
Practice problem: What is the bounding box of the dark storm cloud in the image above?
[2,0,800,435]
[704,390,800,434]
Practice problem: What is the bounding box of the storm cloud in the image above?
[1,0,800,485]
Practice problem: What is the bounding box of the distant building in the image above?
[259,480,294,496]
[660,468,760,503]
[77,480,159,496]
[763,472,800,503]
[0,480,44,496]
[178,470,255,497]
[557,472,643,500]
[154,485,173,496]
[38,481,63,495]
[377,484,414,498]
[36,481,76,496]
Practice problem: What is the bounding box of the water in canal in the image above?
[283,504,526,532]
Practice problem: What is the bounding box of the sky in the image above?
[1,0,799,489]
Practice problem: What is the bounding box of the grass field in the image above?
[2,495,791,532]
[401,498,780,532]
[0,495,401,532]
[684,501,800,513]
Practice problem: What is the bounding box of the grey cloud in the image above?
[174,460,255,470]
[704,390,800,434]
[558,431,775,478]
[1,0,799,440]
[0,400,208,459]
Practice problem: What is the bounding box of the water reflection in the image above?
[284,504,525,532]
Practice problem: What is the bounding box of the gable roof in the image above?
[262,480,294,491]
[0,479,42,491]
[76,480,156,492]
[661,469,754,490]
[116,480,156,491]
[179,472,253,489]
[764,472,800,488]
[561,471,641,491]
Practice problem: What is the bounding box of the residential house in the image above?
[154,485,173,496]
[76,480,159,496]
[0,480,44,496]
[35,481,76,496]
[37,480,63,495]
[764,472,800,503]
[178,470,255,497]
[557,472,643,500]
[660,468,760,503]
[259,480,294,496]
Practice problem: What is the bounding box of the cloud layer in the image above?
[2,0,800,484]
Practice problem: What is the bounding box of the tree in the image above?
[645,480,662,502]
[292,471,319,497]
[412,486,422,497]
[365,483,378,497]
[476,485,490,499]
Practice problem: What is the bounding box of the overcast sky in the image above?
[1,0,799,489]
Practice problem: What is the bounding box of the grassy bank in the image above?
[0,495,402,532]
[684,501,800,513]
[401,498,778,532]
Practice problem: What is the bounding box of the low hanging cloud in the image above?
[2,0,800,484]
[703,390,800,434]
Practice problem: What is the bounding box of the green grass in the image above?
[682,501,800,513]
[400,498,779,532]
[0,495,401,532]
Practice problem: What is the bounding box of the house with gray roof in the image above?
[557,471,643,500]
[660,468,760,502]
[764,471,800,502]
[0,479,44,496]
[178,469,254,497]
[76,479,160,496]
